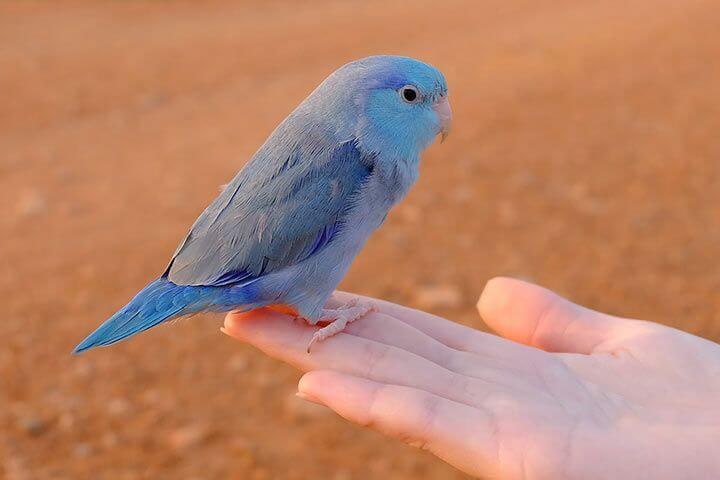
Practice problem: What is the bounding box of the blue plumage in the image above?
[74,278,265,353]
[75,55,451,353]
[74,279,199,353]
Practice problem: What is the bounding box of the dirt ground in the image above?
[2,1,720,478]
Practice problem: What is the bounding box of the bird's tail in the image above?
[74,277,219,353]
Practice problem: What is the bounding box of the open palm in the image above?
[223,278,720,479]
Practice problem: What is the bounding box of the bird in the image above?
[74,55,452,354]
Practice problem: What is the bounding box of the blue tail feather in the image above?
[73,277,261,354]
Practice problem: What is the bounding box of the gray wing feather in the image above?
[166,140,374,287]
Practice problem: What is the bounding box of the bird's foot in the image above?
[306,299,377,353]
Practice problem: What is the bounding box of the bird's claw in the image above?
[306,300,377,353]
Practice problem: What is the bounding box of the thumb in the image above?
[477,277,626,354]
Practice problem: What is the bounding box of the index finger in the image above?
[332,291,540,361]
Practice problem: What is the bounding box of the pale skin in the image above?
[222,277,720,479]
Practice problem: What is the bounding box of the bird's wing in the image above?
[165,140,375,287]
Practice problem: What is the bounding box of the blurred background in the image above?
[2,1,720,478]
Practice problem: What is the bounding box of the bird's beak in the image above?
[433,95,452,143]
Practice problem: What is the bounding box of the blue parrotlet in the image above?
[75,55,452,354]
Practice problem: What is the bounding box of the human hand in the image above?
[222,278,720,479]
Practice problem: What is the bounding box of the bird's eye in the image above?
[400,85,420,104]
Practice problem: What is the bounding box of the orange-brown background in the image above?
[2,1,720,478]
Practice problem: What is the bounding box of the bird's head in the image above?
[312,56,451,160]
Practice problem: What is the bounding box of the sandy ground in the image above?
[2,1,720,478]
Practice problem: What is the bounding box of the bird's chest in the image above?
[372,159,419,206]
[345,161,418,234]
[312,159,418,280]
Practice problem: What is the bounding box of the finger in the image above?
[223,309,501,408]
[333,291,539,360]
[477,277,627,354]
[343,312,548,388]
[343,311,460,367]
[298,370,497,478]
